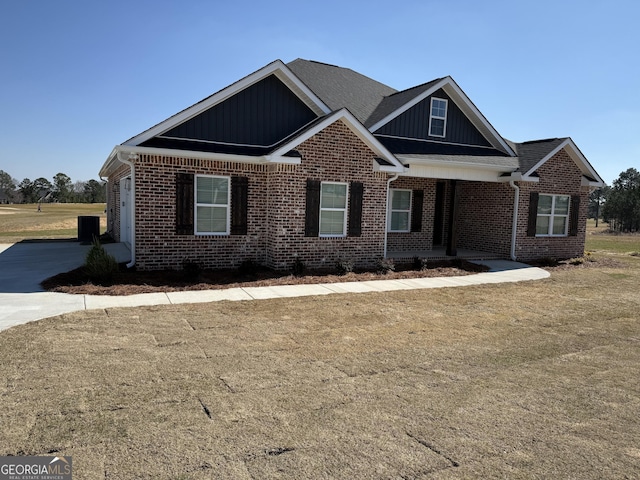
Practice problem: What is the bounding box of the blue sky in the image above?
[1,0,638,185]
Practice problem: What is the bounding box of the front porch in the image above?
[387,247,505,262]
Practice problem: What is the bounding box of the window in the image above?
[388,189,412,232]
[195,175,230,234]
[319,182,348,236]
[429,97,448,137]
[536,194,570,236]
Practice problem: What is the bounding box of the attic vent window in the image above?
[429,97,448,138]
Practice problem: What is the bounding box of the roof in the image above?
[364,80,441,128]
[509,138,567,174]
[287,59,396,124]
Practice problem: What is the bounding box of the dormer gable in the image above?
[368,77,515,157]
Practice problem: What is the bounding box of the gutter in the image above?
[383,173,400,258]
[509,179,519,261]
[117,151,138,268]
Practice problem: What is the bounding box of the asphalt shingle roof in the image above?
[510,138,567,174]
[364,80,442,128]
[287,59,397,124]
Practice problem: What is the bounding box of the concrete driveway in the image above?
[0,241,550,332]
[0,241,131,330]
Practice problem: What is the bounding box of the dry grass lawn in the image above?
[1,253,639,478]
[0,203,106,243]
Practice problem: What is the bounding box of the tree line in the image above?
[588,168,640,232]
[0,170,106,204]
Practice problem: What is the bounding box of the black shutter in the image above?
[231,176,248,235]
[305,179,320,237]
[176,173,194,235]
[348,181,363,237]
[569,195,580,236]
[527,192,539,237]
[411,189,424,232]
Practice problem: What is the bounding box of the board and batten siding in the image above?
[375,89,492,147]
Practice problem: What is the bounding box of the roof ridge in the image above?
[384,78,443,98]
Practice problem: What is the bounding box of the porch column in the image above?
[446,180,460,256]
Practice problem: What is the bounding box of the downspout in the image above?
[384,173,400,258]
[117,151,138,268]
[509,179,519,261]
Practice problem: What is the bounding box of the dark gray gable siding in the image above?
[157,74,317,147]
[375,89,491,147]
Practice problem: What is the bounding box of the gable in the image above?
[374,89,492,148]
[142,74,317,150]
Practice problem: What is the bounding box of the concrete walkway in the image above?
[0,242,549,332]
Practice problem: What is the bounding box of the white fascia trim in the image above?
[123,60,331,147]
[117,145,272,164]
[368,76,516,157]
[269,109,404,172]
[396,155,518,173]
[524,138,605,186]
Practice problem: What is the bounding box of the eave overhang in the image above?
[396,154,518,182]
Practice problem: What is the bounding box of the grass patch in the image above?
[0,203,106,243]
[1,252,640,478]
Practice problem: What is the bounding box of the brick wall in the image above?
[265,120,389,270]
[457,181,514,257]
[515,150,590,261]
[115,119,391,271]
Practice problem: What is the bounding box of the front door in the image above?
[120,178,132,246]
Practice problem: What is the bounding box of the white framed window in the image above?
[195,175,230,235]
[429,97,448,138]
[536,194,570,236]
[388,189,412,232]
[320,182,348,236]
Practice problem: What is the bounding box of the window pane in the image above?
[197,177,228,205]
[537,195,552,215]
[392,190,411,210]
[432,99,446,117]
[536,215,549,235]
[552,216,567,235]
[320,210,345,235]
[430,118,444,136]
[321,183,347,208]
[391,212,409,231]
[196,206,226,233]
[554,196,569,215]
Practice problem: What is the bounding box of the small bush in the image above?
[336,258,354,275]
[85,239,119,284]
[537,256,559,267]
[413,256,428,271]
[630,251,640,257]
[182,258,202,281]
[292,257,306,276]
[568,257,585,265]
[238,258,259,277]
[376,257,395,274]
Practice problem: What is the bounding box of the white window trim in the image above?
[195,174,230,235]
[536,194,570,237]
[388,189,412,232]
[428,97,448,138]
[319,181,349,237]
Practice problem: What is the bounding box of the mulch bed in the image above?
[42,259,489,296]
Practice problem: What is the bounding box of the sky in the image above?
[1,0,638,186]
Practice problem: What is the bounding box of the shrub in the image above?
[238,258,260,277]
[336,258,354,275]
[413,256,428,271]
[292,257,306,276]
[85,239,119,284]
[568,257,585,265]
[537,257,559,267]
[376,257,395,274]
[629,251,640,257]
[182,258,202,281]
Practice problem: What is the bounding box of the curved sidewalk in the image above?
[0,242,549,332]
